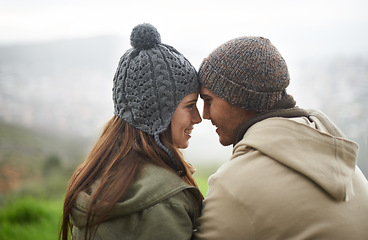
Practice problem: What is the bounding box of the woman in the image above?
[60,23,203,240]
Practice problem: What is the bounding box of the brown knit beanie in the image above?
[199,37,292,111]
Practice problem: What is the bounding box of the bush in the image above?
[43,154,62,176]
[0,196,50,224]
[0,196,63,240]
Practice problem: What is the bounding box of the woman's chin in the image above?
[176,141,189,149]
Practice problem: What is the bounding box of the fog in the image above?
[0,0,367,173]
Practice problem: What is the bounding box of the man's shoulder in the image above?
[208,148,290,199]
[208,151,264,188]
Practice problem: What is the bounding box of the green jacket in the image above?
[70,163,202,240]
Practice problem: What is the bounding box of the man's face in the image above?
[200,86,257,146]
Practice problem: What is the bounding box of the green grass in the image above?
[0,196,63,240]
[194,174,209,197]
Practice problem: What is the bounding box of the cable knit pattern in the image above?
[112,23,199,136]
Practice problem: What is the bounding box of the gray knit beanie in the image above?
[199,37,292,112]
[112,23,199,163]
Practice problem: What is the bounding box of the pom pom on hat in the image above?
[130,23,161,50]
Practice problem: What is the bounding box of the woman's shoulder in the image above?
[110,163,198,215]
[71,163,200,230]
[136,163,193,194]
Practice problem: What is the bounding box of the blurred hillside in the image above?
[0,36,367,182]
[0,36,125,138]
[0,121,90,196]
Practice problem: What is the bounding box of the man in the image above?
[193,37,368,240]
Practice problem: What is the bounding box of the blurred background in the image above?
[0,0,367,239]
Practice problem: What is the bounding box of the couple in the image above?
[60,24,368,240]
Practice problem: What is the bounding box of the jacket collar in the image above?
[234,107,309,146]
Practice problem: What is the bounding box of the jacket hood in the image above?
[70,163,196,228]
[234,110,359,201]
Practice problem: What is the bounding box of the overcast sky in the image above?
[1,0,368,63]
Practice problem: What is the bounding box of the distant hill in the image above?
[0,121,91,163]
[0,35,127,138]
[0,121,92,194]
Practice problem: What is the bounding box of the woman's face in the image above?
[171,93,202,149]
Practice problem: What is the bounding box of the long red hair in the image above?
[59,115,202,240]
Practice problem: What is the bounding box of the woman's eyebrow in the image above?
[185,99,198,104]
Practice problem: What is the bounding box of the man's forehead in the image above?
[200,86,214,97]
